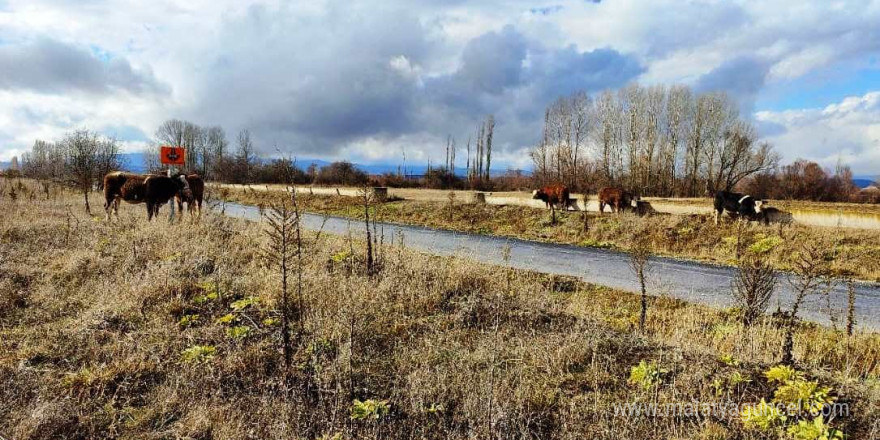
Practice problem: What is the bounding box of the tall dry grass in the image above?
[1,179,879,439]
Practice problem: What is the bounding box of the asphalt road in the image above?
[222,202,880,330]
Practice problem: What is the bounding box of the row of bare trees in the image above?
[743,159,862,202]
[19,130,121,213]
[146,119,242,181]
[531,84,779,196]
[466,115,495,187]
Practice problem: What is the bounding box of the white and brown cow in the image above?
[103,172,192,221]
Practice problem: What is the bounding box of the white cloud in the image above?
[756,91,880,174]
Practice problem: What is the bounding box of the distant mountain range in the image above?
[0,161,10,170]
[853,178,876,189]
[12,152,868,187]
[116,153,495,177]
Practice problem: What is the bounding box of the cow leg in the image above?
[714,209,720,225]
[599,201,605,214]
[147,202,154,221]
[104,196,111,220]
[176,198,184,219]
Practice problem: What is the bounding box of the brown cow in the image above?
[104,172,149,219]
[532,184,572,210]
[103,171,192,221]
[598,187,639,214]
[175,174,204,220]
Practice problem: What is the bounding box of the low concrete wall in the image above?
[788,209,880,229]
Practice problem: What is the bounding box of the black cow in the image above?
[145,174,192,221]
[713,190,764,225]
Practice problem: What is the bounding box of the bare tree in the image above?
[263,194,302,372]
[60,129,101,214]
[156,119,186,149]
[571,91,591,189]
[732,256,776,327]
[484,114,494,181]
[236,129,258,183]
[781,240,835,365]
[662,86,691,196]
[591,90,622,184]
[95,136,121,190]
[628,235,652,333]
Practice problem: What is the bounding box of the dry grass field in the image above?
[1,179,879,439]
[219,185,880,283]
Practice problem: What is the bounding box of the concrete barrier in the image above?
[371,187,388,202]
[468,192,487,204]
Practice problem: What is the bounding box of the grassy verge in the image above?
[217,185,880,283]
[1,180,878,438]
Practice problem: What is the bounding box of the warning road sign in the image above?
[160,146,186,165]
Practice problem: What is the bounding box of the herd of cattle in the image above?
[103,171,204,221]
[532,183,766,224]
[101,171,763,225]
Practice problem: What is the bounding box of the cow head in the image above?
[532,189,546,201]
[175,174,193,201]
[754,200,764,213]
[629,194,641,208]
[737,195,761,218]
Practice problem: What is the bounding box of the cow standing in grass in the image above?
[175,174,205,220]
[713,190,764,225]
[103,171,192,221]
[598,187,639,214]
[532,184,572,210]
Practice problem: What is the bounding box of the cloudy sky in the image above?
[0,0,878,175]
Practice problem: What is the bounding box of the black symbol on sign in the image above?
[166,149,180,161]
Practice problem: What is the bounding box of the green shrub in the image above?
[741,398,786,430]
[216,313,236,324]
[226,326,250,339]
[231,296,258,311]
[749,235,783,255]
[765,365,804,384]
[628,360,667,390]
[181,345,216,363]
[178,314,199,328]
[350,399,391,420]
[741,365,843,438]
[786,417,844,440]
[773,380,833,415]
[718,354,740,367]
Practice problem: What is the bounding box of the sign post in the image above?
[160,146,186,222]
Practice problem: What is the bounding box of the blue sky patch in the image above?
[756,63,880,112]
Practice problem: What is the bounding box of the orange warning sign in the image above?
[160,146,185,166]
